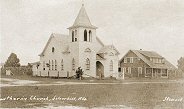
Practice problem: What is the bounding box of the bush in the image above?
[1,66,32,76]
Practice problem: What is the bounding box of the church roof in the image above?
[97,45,120,55]
[68,5,97,29]
[39,33,68,56]
[96,54,105,60]
[30,61,40,65]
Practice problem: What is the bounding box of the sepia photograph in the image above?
[0,0,184,108]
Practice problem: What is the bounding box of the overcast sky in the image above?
[1,0,184,66]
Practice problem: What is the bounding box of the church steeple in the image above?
[68,5,97,29]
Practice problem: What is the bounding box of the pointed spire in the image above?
[68,4,97,29]
[82,0,84,6]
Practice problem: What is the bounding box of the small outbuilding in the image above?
[6,69,13,76]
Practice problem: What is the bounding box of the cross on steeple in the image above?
[82,0,84,6]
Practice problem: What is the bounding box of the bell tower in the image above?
[68,4,97,77]
[68,4,97,43]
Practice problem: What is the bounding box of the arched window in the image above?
[52,60,54,70]
[43,61,45,70]
[86,58,90,70]
[75,30,77,41]
[84,29,87,41]
[49,60,50,70]
[55,60,57,70]
[110,60,113,71]
[72,58,75,71]
[89,30,92,42]
[61,59,64,70]
[72,31,74,42]
[52,47,55,53]
[75,30,77,36]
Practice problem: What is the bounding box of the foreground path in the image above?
[1,78,184,87]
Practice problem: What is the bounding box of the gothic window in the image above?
[43,61,45,70]
[75,30,77,37]
[86,58,90,70]
[110,60,113,71]
[52,60,54,70]
[52,47,55,53]
[75,30,77,41]
[84,29,87,41]
[55,60,57,70]
[72,31,74,42]
[61,59,64,70]
[72,58,75,71]
[49,60,50,70]
[89,30,92,42]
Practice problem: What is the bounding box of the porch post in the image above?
[122,68,124,80]
[155,70,157,77]
[175,70,177,77]
[152,68,153,78]
[166,69,168,78]
[161,69,163,78]
[145,68,147,77]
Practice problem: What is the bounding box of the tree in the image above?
[177,57,184,72]
[27,63,32,68]
[4,53,20,67]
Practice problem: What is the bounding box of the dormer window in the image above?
[150,58,163,64]
[52,47,55,53]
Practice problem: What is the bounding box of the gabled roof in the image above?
[138,50,162,58]
[39,33,68,56]
[96,37,105,47]
[97,45,120,55]
[30,61,40,65]
[96,54,105,60]
[68,5,97,29]
[120,50,176,70]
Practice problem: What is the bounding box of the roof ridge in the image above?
[52,33,68,36]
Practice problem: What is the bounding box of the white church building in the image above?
[32,5,120,79]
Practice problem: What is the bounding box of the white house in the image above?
[32,5,120,79]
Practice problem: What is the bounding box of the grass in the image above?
[1,75,180,84]
[1,81,184,108]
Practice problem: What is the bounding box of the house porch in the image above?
[145,68,168,78]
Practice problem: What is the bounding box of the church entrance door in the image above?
[96,61,104,79]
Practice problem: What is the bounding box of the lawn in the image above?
[0,77,184,109]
